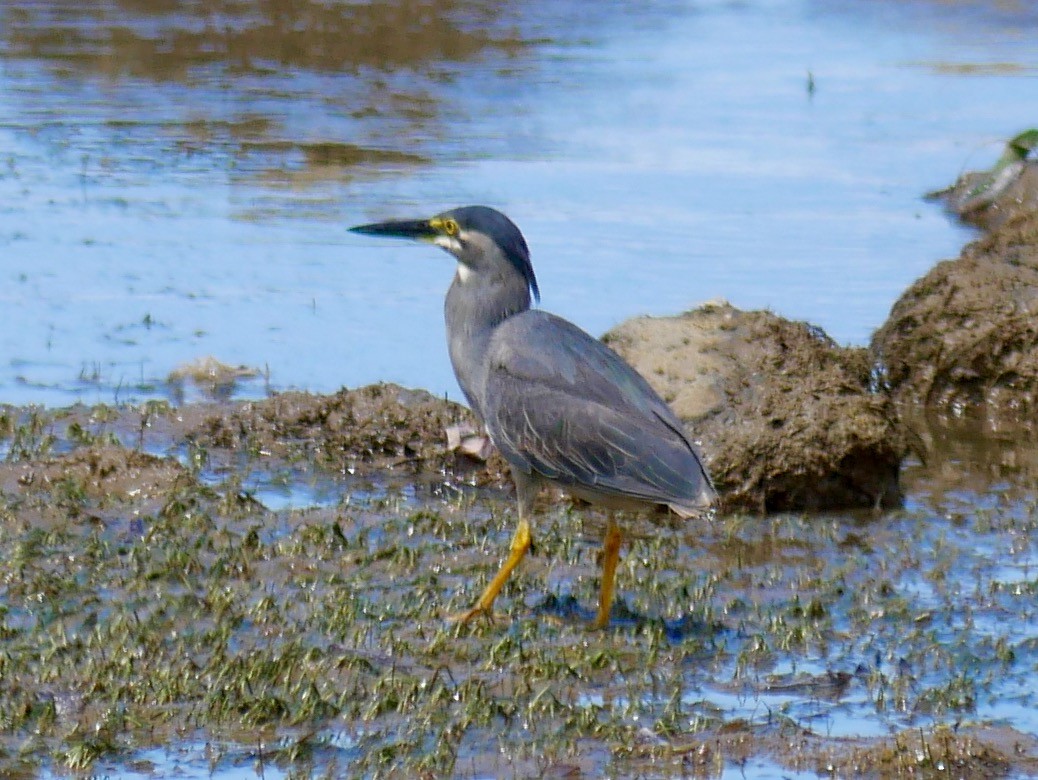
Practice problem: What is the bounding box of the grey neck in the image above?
[444,268,531,418]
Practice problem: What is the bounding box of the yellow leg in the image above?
[593,519,623,629]
[451,518,532,623]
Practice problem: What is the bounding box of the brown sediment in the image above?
[873,160,1038,423]
[187,381,511,484]
[604,302,905,513]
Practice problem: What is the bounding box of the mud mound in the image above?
[930,131,1038,232]
[191,382,509,480]
[0,444,191,527]
[2,445,186,501]
[604,302,903,513]
[873,160,1038,418]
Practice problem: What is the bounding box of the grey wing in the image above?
[482,311,714,510]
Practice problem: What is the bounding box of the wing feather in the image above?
[482,311,714,509]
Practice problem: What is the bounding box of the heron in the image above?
[350,206,715,628]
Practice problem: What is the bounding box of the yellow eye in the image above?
[442,219,459,236]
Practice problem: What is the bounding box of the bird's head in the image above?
[350,205,540,302]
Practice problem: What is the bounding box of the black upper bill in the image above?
[348,218,434,240]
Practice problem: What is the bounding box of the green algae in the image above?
[1,400,1038,777]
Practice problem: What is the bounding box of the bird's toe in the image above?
[447,604,495,625]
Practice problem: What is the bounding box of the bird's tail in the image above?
[668,478,718,518]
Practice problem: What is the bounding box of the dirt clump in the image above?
[1,445,185,502]
[190,382,510,482]
[603,302,903,513]
[873,159,1038,420]
[0,444,191,528]
[930,130,1038,232]
[834,724,1029,778]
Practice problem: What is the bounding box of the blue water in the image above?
[2,0,1035,409]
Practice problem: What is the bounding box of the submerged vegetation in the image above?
[1,400,1037,777]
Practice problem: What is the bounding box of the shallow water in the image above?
[2,0,1036,408]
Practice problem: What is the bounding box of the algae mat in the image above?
[1,401,1038,777]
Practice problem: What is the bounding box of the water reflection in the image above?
[2,0,528,75]
[901,410,1038,509]
[0,0,537,184]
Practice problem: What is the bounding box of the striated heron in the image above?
[350,206,715,628]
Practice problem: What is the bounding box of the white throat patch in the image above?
[432,234,463,253]
[456,263,473,283]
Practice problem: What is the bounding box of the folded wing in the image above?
[482,311,714,512]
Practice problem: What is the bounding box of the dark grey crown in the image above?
[445,206,540,302]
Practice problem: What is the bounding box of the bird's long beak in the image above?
[349,218,437,241]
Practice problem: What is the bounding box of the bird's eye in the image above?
[443,219,459,236]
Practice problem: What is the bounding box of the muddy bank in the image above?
[873,138,1038,422]
[2,384,1038,776]
[193,383,475,472]
[604,302,904,513]
[16,149,1038,522]
[177,313,905,516]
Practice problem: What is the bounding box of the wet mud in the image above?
[2,397,1038,778]
[874,155,1038,421]
[192,383,478,473]
[604,303,904,513]
[4,149,1038,776]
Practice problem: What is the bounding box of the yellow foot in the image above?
[447,517,531,627]
[447,603,494,624]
